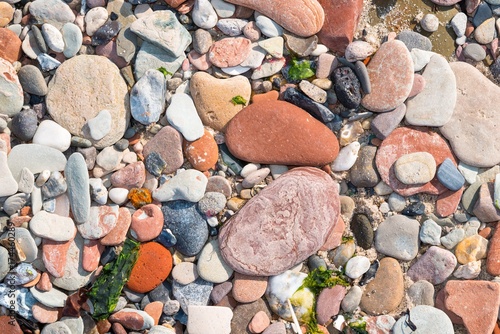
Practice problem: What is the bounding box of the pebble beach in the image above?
[1,0,500,333]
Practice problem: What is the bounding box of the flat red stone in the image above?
[487,223,500,276]
[375,127,456,196]
[208,37,252,68]
[42,238,73,278]
[0,315,22,334]
[225,100,339,166]
[130,204,163,242]
[436,187,463,217]
[127,242,172,293]
[444,280,500,334]
[0,28,21,63]
[82,239,103,272]
[317,0,363,54]
[101,207,131,246]
[183,129,218,172]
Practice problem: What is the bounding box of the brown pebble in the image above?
[36,272,53,292]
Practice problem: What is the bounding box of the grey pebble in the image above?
[353,60,371,93]
[18,167,35,193]
[407,280,435,306]
[172,277,213,314]
[341,285,362,312]
[10,108,38,142]
[18,65,48,96]
[419,219,442,246]
[3,193,28,216]
[197,192,227,216]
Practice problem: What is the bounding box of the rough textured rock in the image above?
[127,242,172,293]
[224,0,324,37]
[225,100,339,166]
[190,72,251,132]
[359,257,404,315]
[316,0,363,54]
[441,61,500,167]
[46,55,130,149]
[444,280,500,334]
[362,40,414,112]
[486,223,500,276]
[375,127,456,196]
[219,167,340,276]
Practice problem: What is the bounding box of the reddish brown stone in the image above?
[233,5,254,18]
[111,161,146,190]
[436,187,463,217]
[144,301,163,326]
[175,0,194,14]
[487,223,500,276]
[225,100,339,166]
[473,182,500,223]
[248,311,270,333]
[36,272,53,291]
[62,289,88,318]
[316,285,346,325]
[95,41,128,69]
[232,272,268,303]
[42,238,73,278]
[32,303,59,323]
[375,127,456,196]
[219,167,340,276]
[165,0,186,7]
[0,315,22,334]
[251,90,279,103]
[320,216,345,251]
[479,226,493,239]
[183,129,218,172]
[111,322,128,334]
[100,207,131,246]
[0,28,21,63]
[362,40,414,112]
[143,126,184,174]
[208,37,252,68]
[317,0,363,54]
[359,257,404,316]
[435,288,463,325]
[130,204,163,242]
[127,242,173,293]
[444,280,500,334]
[97,319,112,334]
[82,239,103,272]
[226,0,324,37]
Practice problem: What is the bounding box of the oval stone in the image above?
[361,40,414,112]
[208,37,252,68]
[219,167,340,276]
[225,100,339,166]
[46,55,130,149]
[394,152,436,185]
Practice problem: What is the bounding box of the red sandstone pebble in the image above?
[487,224,500,275]
[97,319,112,333]
[130,204,163,242]
[317,0,364,54]
[436,187,463,217]
[251,90,279,103]
[0,28,21,63]
[43,238,72,278]
[188,50,212,71]
[36,272,53,292]
[208,37,252,67]
[82,239,103,272]
[127,242,173,293]
[0,315,22,334]
[100,207,131,246]
[408,74,426,98]
[375,127,456,196]
[316,285,346,325]
[183,129,218,172]
[144,301,163,326]
[479,226,493,239]
[111,161,146,190]
[111,322,128,334]
[444,280,500,334]
[232,272,268,303]
[32,303,59,324]
[248,310,270,333]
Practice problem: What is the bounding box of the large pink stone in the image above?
[219,167,339,276]
[362,40,414,112]
[375,127,456,196]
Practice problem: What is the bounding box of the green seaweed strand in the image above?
[87,238,140,320]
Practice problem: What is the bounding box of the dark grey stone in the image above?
[76,146,97,170]
[351,213,374,250]
[353,60,370,94]
[396,30,432,51]
[307,254,327,271]
[283,87,337,123]
[65,153,90,224]
[350,145,380,188]
[145,151,166,177]
[162,200,208,256]
[10,109,38,142]
[17,65,48,96]
[91,20,121,46]
[332,66,361,109]
[31,25,48,54]
[148,280,172,304]
[114,138,129,151]
[437,158,465,191]
[473,2,493,27]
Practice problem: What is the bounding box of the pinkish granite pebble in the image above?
[407,246,457,285]
[130,204,163,242]
[142,126,184,175]
[316,285,346,325]
[208,37,252,67]
[101,207,132,246]
[111,161,146,190]
[82,239,104,272]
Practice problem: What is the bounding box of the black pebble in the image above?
[332,66,362,109]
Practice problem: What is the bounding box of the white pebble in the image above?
[331,142,361,172]
[108,188,129,205]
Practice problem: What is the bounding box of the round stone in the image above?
[127,242,173,293]
[394,152,437,185]
[46,55,130,149]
